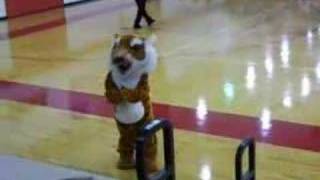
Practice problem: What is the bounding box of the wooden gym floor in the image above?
[0,0,319,179]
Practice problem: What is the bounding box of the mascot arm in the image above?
[122,74,149,103]
[105,73,124,104]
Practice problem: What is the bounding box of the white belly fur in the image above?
[115,101,145,124]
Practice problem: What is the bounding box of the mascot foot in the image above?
[146,160,159,173]
[117,154,135,170]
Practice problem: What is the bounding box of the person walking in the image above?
[134,0,155,29]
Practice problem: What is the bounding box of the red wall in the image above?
[6,0,64,18]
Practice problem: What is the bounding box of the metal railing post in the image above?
[136,119,175,180]
[235,138,255,180]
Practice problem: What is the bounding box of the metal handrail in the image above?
[235,138,255,180]
[136,119,175,180]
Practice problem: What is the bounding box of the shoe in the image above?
[147,18,155,26]
[134,24,142,29]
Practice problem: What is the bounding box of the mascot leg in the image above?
[116,120,158,172]
[145,134,158,172]
[116,122,136,170]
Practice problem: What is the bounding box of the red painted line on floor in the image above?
[0,2,134,40]
[0,80,320,152]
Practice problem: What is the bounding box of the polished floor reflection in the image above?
[0,0,320,179]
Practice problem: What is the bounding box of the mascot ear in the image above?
[145,33,157,46]
[112,33,121,45]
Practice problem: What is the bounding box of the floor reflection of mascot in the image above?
[105,34,158,172]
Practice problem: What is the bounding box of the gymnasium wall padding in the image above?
[6,0,64,18]
[0,0,6,18]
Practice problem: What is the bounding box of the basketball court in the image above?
[0,0,319,179]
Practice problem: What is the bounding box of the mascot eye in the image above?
[132,44,144,51]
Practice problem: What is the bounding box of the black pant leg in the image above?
[134,0,154,27]
[134,0,143,26]
[137,0,154,22]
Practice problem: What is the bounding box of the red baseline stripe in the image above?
[0,80,320,152]
[0,2,134,40]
